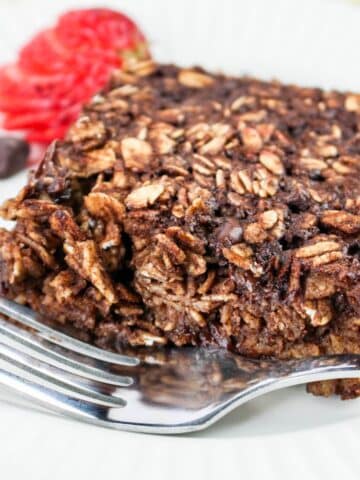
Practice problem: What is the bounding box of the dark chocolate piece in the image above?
[0,137,29,178]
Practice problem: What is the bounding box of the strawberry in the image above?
[18,30,71,74]
[0,8,149,161]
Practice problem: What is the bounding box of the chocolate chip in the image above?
[0,137,29,179]
[216,218,243,244]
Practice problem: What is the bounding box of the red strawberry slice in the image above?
[3,110,61,129]
[18,29,71,74]
[56,9,145,51]
[27,125,70,143]
[0,97,57,113]
[3,103,80,129]
[0,65,76,100]
[0,8,150,154]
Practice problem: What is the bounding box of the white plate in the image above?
[0,1,359,479]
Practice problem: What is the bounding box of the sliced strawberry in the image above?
[0,95,58,113]
[3,104,79,129]
[18,29,71,74]
[0,66,76,103]
[0,8,150,151]
[26,124,70,143]
[56,9,144,51]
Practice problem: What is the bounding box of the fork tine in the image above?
[0,319,134,387]
[0,342,126,408]
[0,366,112,423]
[0,297,139,366]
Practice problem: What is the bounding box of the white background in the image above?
[0,1,360,479]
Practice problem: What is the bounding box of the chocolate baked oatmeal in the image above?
[1,61,359,398]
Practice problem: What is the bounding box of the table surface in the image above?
[0,1,360,479]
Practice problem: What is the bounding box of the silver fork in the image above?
[0,296,359,435]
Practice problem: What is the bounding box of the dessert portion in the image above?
[0,62,359,398]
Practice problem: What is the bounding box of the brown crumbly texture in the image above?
[1,61,360,398]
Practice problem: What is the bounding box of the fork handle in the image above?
[220,354,360,409]
[271,354,360,383]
